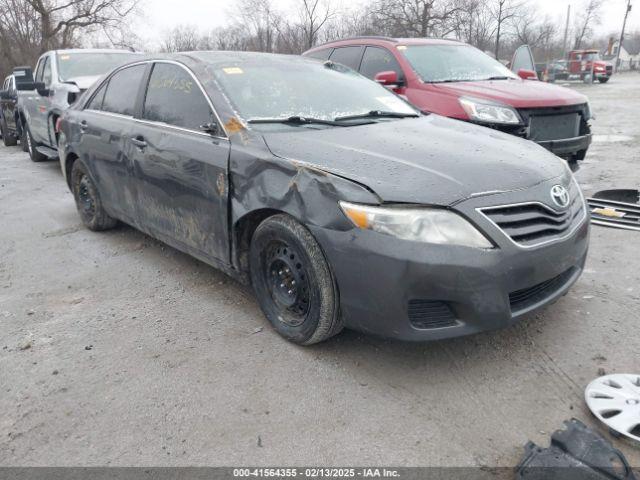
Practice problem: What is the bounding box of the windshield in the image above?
[400,45,518,83]
[584,53,601,61]
[56,52,138,82]
[212,61,417,124]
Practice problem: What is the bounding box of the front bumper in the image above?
[537,133,592,157]
[311,186,590,342]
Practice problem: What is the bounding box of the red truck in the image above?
[567,49,613,83]
[304,37,593,168]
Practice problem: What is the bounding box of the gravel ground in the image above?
[0,73,639,468]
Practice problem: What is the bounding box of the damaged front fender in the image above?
[228,132,380,275]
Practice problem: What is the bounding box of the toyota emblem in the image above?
[550,185,571,209]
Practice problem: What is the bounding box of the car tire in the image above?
[20,126,28,152]
[25,124,47,162]
[249,214,343,345]
[1,117,17,147]
[71,160,118,231]
[598,77,610,84]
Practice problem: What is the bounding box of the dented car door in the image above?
[130,61,231,263]
[79,63,148,224]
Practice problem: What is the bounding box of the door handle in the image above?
[130,136,147,149]
[79,120,88,132]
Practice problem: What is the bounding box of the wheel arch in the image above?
[233,208,286,274]
[63,151,80,189]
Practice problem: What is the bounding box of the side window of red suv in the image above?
[329,46,364,70]
[359,47,404,83]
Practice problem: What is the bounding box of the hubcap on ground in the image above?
[78,175,95,218]
[585,373,640,442]
[265,242,310,326]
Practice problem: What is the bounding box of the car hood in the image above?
[64,75,102,90]
[431,79,587,108]
[261,115,569,206]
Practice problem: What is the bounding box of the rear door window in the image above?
[307,48,333,61]
[87,82,108,110]
[359,47,404,81]
[102,64,146,116]
[329,46,364,70]
[142,63,214,132]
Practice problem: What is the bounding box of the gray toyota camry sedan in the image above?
[57,52,589,345]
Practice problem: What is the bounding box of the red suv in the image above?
[304,37,592,167]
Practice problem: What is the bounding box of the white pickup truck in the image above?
[16,48,140,161]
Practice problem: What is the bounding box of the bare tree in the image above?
[491,0,520,59]
[24,0,140,51]
[160,24,200,53]
[573,0,603,49]
[370,0,461,38]
[230,0,281,53]
[451,0,496,52]
[297,0,336,50]
[0,0,140,79]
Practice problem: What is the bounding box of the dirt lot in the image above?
[1,73,639,468]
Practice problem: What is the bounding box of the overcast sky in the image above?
[132,0,638,49]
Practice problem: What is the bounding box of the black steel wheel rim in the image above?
[78,175,96,219]
[264,241,310,326]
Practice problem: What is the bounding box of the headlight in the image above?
[459,96,522,125]
[584,102,594,121]
[339,201,493,249]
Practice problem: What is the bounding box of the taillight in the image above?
[55,117,63,133]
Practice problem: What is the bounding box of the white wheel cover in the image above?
[585,373,640,442]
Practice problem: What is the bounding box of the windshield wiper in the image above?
[334,110,419,122]
[483,76,513,81]
[248,116,345,127]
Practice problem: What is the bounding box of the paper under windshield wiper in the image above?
[334,110,419,122]
[248,116,344,127]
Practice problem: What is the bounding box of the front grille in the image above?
[529,113,580,141]
[509,268,575,312]
[408,300,457,330]
[479,183,585,248]
[517,105,588,142]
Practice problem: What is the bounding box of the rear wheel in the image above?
[249,214,342,345]
[1,117,17,147]
[25,124,47,162]
[71,160,118,231]
[598,77,610,84]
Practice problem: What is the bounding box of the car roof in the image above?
[114,51,322,70]
[50,48,139,55]
[306,36,465,53]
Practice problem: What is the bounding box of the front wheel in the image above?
[71,160,118,231]
[25,124,47,162]
[250,214,343,345]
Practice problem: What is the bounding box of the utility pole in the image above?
[562,4,571,58]
[615,0,633,73]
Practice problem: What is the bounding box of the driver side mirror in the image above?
[200,122,220,136]
[374,70,400,87]
[517,69,538,80]
[34,82,50,96]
